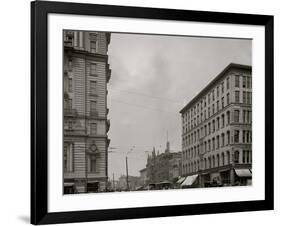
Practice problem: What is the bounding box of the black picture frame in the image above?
[31,1,274,224]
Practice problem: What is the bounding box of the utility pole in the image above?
[126,156,129,191]
[125,146,135,191]
[112,173,115,191]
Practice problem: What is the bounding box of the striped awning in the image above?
[234,169,252,177]
[181,174,198,186]
[176,177,186,184]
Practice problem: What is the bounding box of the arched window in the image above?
[222,114,225,128]
[216,135,220,149]
[221,133,225,146]
[217,154,220,167]
[222,152,225,166]
[227,131,230,145]
[212,155,216,167]
[227,111,230,124]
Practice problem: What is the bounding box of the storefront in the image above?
[87,181,99,192]
[234,168,252,186]
[181,174,199,188]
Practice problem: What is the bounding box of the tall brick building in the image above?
[63,30,111,193]
[180,63,252,187]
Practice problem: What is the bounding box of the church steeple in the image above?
[165,131,170,153]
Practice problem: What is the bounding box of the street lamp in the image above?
[125,146,135,191]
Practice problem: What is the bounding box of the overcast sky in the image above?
[107,33,251,180]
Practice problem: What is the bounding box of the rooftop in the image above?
[179,63,252,114]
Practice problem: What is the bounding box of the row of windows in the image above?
[183,129,252,160]
[183,91,252,131]
[235,75,252,89]
[64,98,99,116]
[183,111,230,140]
[67,59,98,75]
[66,77,98,95]
[64,31,98,54]
[182,149,252,174]
[64,142,98,173]
[183,107,252,142]
[64,119,98,135]
[182,74,251,123]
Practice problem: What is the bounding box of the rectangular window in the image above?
[221,97,224,108]
[64,143,73,172]
[235,91,240,103]
[88,157,97,173]
[90,41,97,53]
[212,90,215,101]
[235,75,240,87]
[243,76,246,88]
[247,92,252,104]
[68,78,72,92]
[90,63,97,75]
[217,86,219,98]
[90,123,97,135]
[234,110,240,123]
[247,77,252,89]
[217,100,219,112]
[221,82,224,94]
[243,91,246,103]
[243,150,246,163]
[90,100,97,113]
[90,81,97,94]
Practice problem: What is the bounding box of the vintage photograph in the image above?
[63,30,252,194]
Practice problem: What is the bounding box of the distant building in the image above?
[146,140,182,184]
[63,30,111,193]
[139,168,148,186]
[168,154,182,182]
[117,175,141,191]
[180,63,252,187]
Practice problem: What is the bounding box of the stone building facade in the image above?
[146,141,182,185]
[180,63,252,187]
[63,30,111,193]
